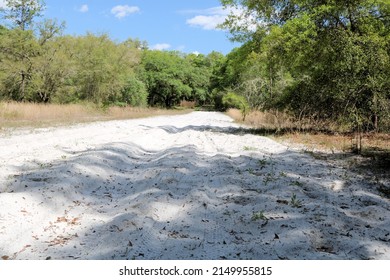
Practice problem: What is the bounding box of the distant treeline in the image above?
[0,1,226,108]
[0,26,223,108]
[1,0,389,133]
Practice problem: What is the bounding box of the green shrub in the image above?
[121,76,148,107]
[222,92,249,120]
[212,90,225,111]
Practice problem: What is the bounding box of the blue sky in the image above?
[36,0,241,55]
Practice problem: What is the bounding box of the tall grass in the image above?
[0,102,191,129]
[1,102,95,122]
[179,100,196,109]
[227,109,295,131]
[227,109,390,153]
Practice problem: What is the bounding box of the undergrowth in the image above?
[226,109,390,155]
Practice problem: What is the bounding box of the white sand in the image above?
[0,111,389,260]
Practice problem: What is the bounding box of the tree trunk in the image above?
[373,114,378,132]
[20,71,26,101]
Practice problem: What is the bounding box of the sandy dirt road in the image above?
[0,111,389,260]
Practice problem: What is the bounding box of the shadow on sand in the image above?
[4,125,390,260]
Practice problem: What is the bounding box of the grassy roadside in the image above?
[0,102,193,130]
[226,109,389,153]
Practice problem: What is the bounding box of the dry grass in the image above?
[179,100,196,109]
[227,109,295,130]
[0,102,192,130]
[227,109,390,154]
[273,132,389,155]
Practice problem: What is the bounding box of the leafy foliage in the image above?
[0,28,39,101]
[120,75,148,107]
[0,29,144,104]
[220,0,390,132]
[222,92,249,119]
[0,1,220,108]
[139,50,216,108]
[1,0,44,30]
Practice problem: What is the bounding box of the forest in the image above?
[0,0,389,134]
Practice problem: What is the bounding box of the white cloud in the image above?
[79,4,89,13]
[204,7,230,16]
[186,7,228,30]
[150,43,171,51]
[111,5,140,19]
[187,15,226,30]
[186,6,257,32]
[192,51,200,56]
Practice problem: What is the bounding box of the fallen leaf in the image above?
[70,217,80,225]
[56,216,68,223]
[1,256,9,260]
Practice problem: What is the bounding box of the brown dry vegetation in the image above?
[179,100,196,109]
[226,109,390,154]
[0,102,192,130]
[227,108,295,131]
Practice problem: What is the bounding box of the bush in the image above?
[121,76,148,107]
[212,90,225,111]
[222,92,249,120]
[222,92,247,109]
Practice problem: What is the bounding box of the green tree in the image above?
[1,0,45,30]
[185,53,213,105]
[67,33,141,105]
[207,51,226,92]
[29,33,72,103]
[220,0,390,133]
[120,75,148,107]
[222,91,249,120]
[0,28,39,101]
[139,51,193,108]
[0,0,46,101]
